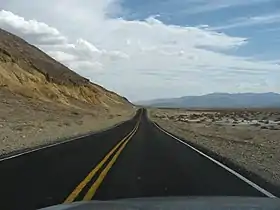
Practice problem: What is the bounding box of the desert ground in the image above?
[0,89,135,156]
[149,108,280,187]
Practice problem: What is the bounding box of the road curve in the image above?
[0,109,273,210]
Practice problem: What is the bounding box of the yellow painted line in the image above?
[64,122,139,203]
[83,122,139,201]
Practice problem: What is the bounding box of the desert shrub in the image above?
[269,126,278,130]
[189,114,200,120]
[63,122,71,126]
[252,123,261,127]
[71,111,80,116]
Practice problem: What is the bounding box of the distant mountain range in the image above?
[137,93,280,108]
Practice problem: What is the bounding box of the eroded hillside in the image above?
[0,28,135,155]
[0,28,130,109]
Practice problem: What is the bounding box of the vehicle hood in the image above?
[41,197,280,210]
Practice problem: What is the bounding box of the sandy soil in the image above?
[0,90,135,156]
[149,108,280,187]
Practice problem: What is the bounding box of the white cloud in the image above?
[212,13,280,30]
[0,9,129,72]
[0,10,67,45]
[75,39,101,53]
[0,1,279,101]
[47,51,77,62]
[104,17,246,51]
[0,10,59,35]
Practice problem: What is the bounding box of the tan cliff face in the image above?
[0,28,131,109]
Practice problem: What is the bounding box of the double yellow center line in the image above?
[64,115,141,203]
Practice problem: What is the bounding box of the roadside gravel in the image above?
[0,91,135,156]
[149,108,280,187]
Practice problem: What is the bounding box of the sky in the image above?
[0,0,279,101]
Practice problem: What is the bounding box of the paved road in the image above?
[0,109,273,210]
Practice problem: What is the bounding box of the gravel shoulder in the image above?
[0,90,135,156]
[148,108,280,188]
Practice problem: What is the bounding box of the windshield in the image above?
[0,1,279,210]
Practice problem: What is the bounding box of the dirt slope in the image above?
[0,28,135,155]
[0,28,130,108]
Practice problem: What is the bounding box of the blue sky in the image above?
[120,0,280,60]
[0,0,279,101]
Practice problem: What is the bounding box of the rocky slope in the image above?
[0,28,130,109]
[0,28,134,155]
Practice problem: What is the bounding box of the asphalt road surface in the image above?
[0,109,274,210]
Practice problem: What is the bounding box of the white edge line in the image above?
[153,121,276,198]
[0,119,130,162]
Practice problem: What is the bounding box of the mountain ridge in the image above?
[138,92,280,108]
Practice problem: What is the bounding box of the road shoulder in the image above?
[148,108,280,197]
